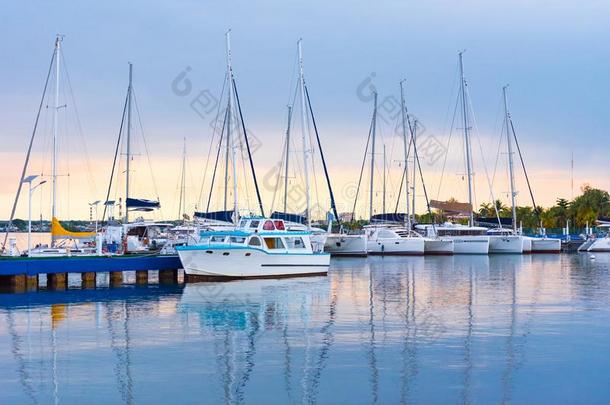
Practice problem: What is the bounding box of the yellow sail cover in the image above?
[51,217,95,239]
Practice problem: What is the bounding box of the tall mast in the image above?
[125,62,133,223]
[283,105,293,213]
[297,39,311,228]
[412,120,417,222]
[369,92,378,220]
[382,144,386,214]
[226,30,239,224]
[51,35,61,234]
[399,81,411,228]
[459,51,475,226]
[503,86,518,231]
[178,137,186,220]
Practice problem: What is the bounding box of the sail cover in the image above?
[271,211,307,225]
[194,210,234,223]
[126,198,160,212]
[370,213,408,223]
[475,217,513,227]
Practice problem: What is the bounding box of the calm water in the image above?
[1,254,610,404]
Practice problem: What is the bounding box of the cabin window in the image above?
[250,220,260,228]
[263,220,275,231]
[378,230,395,238]
[264,237,286,250]
[210,236,226,243]
[273,220,285,230]
[248,236,262,246]
[230,236,246,244]
[285,237,306,249]
[239,219,247,228]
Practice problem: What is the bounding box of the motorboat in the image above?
[176,217,330,279]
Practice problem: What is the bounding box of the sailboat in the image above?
[6,36,98,257]
[359,93,425,255]
[271,41,366,256]
[100,63,174,254]
[398,81,453,255]
[177,33,329,278]
[487,86,525,254]
[418,52,489,254]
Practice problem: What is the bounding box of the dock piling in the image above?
[109,271,123,287]
[47,273,68,290]
[81,272,96,289]
[159,269,178,284]
[135,270,148,284]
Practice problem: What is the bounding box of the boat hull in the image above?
[488,235,523,254]
[530,238,561,253]
[423,238,454,255]
[448,236,489,254]
[324,234,368,257]
[367,237,425,255]
[522,236,532,253]
[177,247,330,279]
[587,237,610,252]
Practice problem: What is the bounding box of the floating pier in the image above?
[0,254,182,292]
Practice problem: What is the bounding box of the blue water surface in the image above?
[1,253,610,404]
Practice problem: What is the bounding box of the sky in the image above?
[1,0,609,220]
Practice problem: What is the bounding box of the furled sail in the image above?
[370,213,408,224]
[194,210,234,223]
[51,217,95,239]
[126,198,160,212]
[270,211,307,225]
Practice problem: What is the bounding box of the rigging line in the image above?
[131,90,162,211]
[197,72,228,208]
[436,84,460,200]
[236,113,252,213]
[351,114,374,221]
[490,93,505,189]
[269,133,288,214]
[510,118,540,217]
[466,85,502,226]
[206,107,228,212]
[305,85,339,223]
[305,88,322,218]
[3,45,55,250]
[101,91,129,223]
[394,163,407,214]
[232,78,265,217]
[59,47,97,197]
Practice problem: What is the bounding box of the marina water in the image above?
[1,254,610,403]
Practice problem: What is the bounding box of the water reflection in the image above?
[2,254,610,403]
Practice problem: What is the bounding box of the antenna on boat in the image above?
[399,80,411,228]
[297,39,311,228]
[369,92,378,220]
[458,51,475,226]
[125,62,133,223]
[503,85,518,232]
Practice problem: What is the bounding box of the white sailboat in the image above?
[399,82,453,255]
[361,92,424,256]
[426,52,489,254]
[487,86,523,254]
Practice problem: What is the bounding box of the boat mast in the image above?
[283,105,293,213]
[369,92,378,220]
[125,62,133,223]
[51,35,61,245]
[179,137,186,220]
[459,52,475,226]
[503,86,518,231]
[297,39,311,228]
[382,144,386,214]
[226,31,239,224]
[399,81,411,228]
[412,120,417,224]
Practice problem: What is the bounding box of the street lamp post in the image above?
[22,175,46,257]
[89,200,100,233]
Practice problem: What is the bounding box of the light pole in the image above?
[23,175,46,256]
[89,200,100,233]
